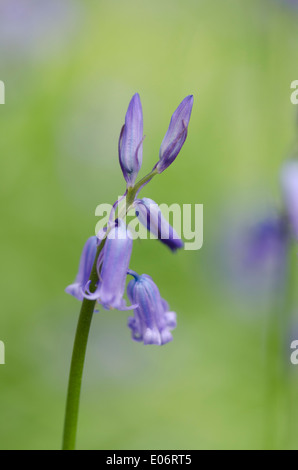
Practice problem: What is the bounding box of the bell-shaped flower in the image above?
[155,95,194,174]
[84,220,134,310]
[65,236,98,301]
[118,93,144,187]
[134,197,183,251]
[281,159,298,239]
[127,272,177,345]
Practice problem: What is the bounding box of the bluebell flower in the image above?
[127,271,177,345]
[155,95,194,174]
[66,94,194,345]
[134,197,183,251]
[118,93,144,188]
[84,220,134,310]
[65,236,98,301]
[281,159,298,240]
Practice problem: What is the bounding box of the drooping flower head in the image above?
[127,271,177,345]
[84,219,134,310]
[98,219,133,309]
[65,236,98,301]
[118,93,144,188]
[134,197,183,251]
[155,95,194,174]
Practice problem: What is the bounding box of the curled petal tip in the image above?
[160,330,173,345]
[143,328,162,345]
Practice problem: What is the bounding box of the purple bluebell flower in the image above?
[134,197,183,251]
[66,94,194,341]
[127,272,177,345]
[281,159,298,239]
[65,236,98,301]
[118,93,144,187]
[155,95,194,174]
[84,220,134,310]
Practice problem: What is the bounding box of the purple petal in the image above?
[156,95,194,173]
[119,93,144,187]
[82,280,101,300]
[98,220,133,309]
[134,198,184,251]
[65,236,98,301]
[65,282,84,301]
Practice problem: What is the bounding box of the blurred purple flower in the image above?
[243,215,288,269]
[211,203,290,310]
[134,197,183,251]
[0,0,81,60]
[127,272,177,345]
[155,95,194,174]
[283,0,298,8]
[118,93,144,188]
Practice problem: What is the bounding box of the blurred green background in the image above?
[1,0,298,450]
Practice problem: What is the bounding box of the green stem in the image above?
[264,302,280,450]
[264,236,295,450]
[62,242,104,450]
[62,297,96,450]
[62,169,157,450]
[280,239,296,449]
[126,169,158,209]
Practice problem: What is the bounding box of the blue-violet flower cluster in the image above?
[66,93,194,345]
